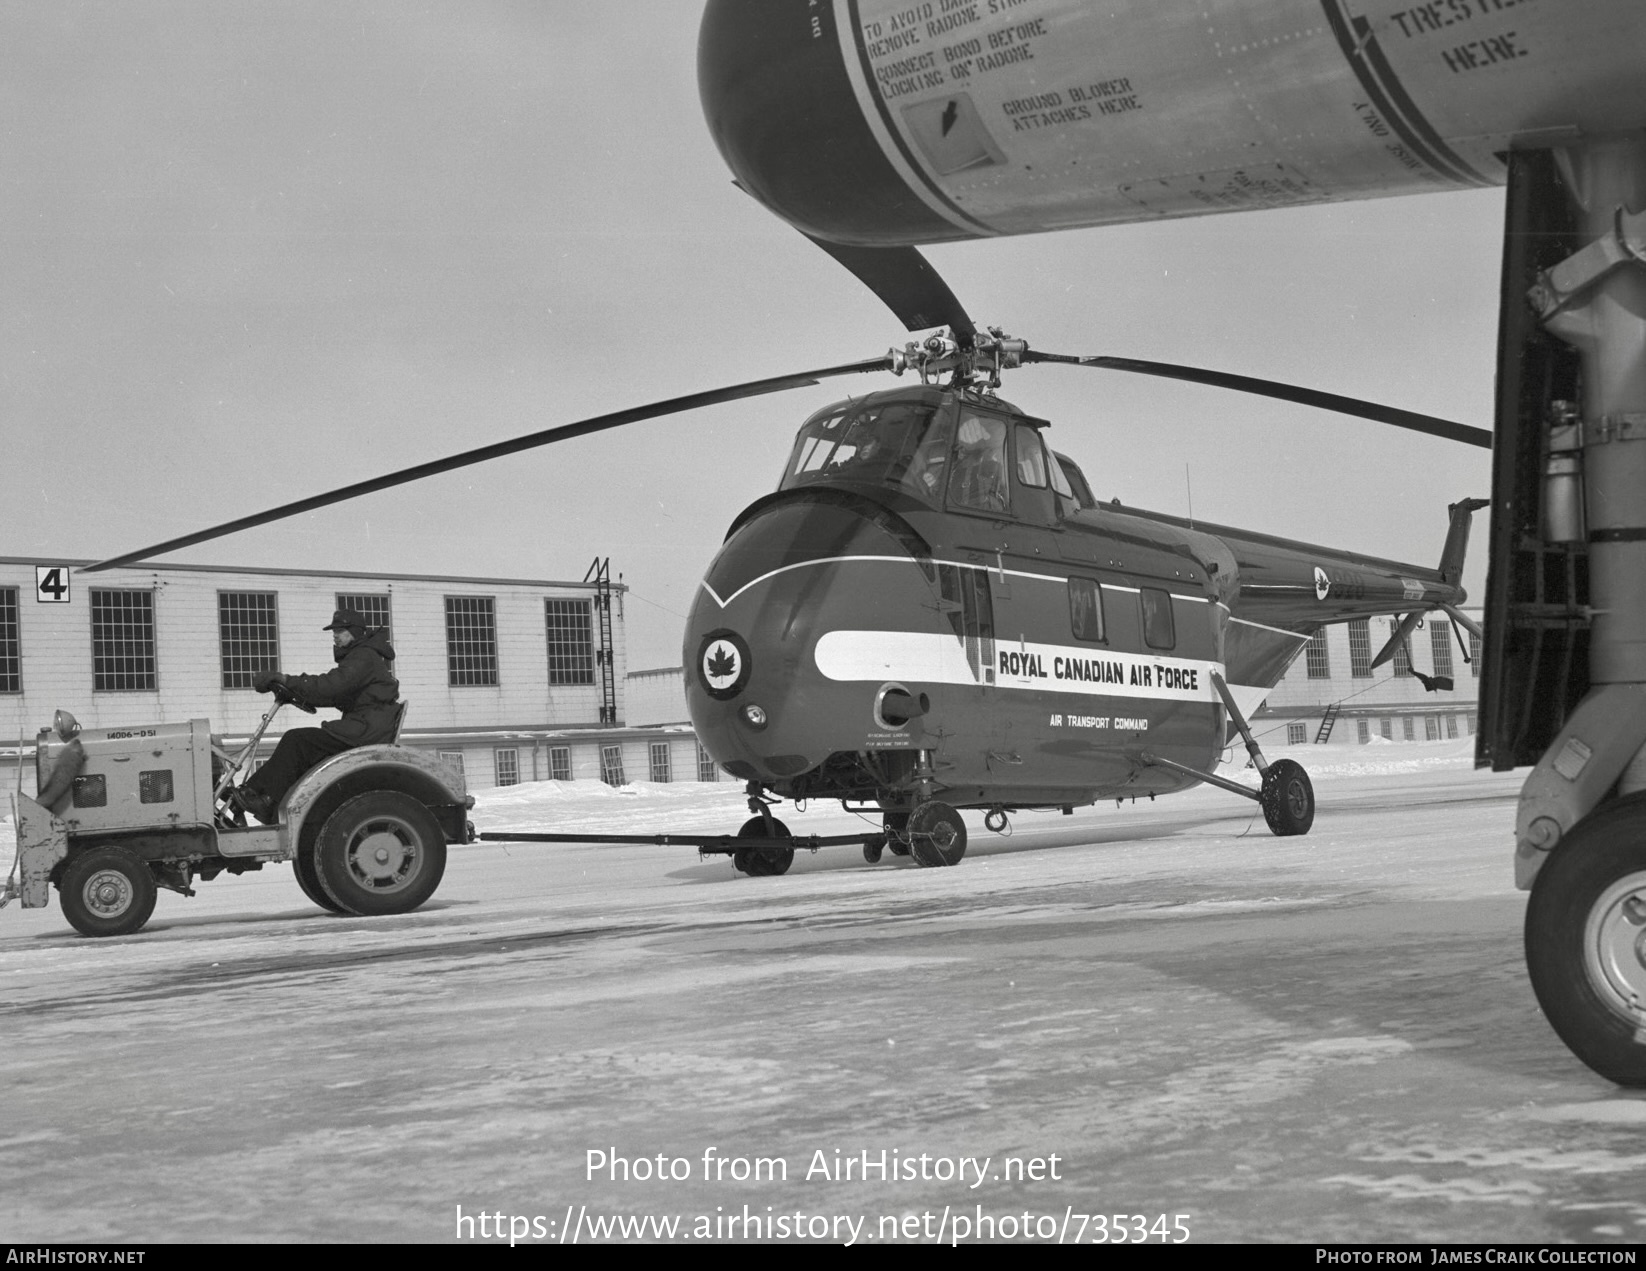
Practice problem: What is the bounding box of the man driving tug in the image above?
[235,608,402,824]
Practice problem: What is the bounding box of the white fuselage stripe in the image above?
[700,553,1211,609]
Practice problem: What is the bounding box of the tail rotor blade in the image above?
[1023,350,1491,449]
[84,357,891,572]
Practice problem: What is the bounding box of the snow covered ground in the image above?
[3,738,1644,1246]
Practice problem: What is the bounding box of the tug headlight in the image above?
[741,704,768,730]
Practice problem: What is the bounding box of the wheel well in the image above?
[298,766,466,863]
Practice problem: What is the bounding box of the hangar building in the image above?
[1254,610,1485,746]
[0,556,718,796]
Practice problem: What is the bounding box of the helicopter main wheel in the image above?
[1525,794,1646,1087]
[314,791,447,916]
[1260,759,1314,836]
[884,811,911,857]
[733,815,794,877]
[59,845,158,938]
[906,801,966,868]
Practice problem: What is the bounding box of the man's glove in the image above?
[252,670,286,693]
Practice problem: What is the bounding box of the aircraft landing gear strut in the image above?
[1141,671,1315,836]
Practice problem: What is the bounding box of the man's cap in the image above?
[323,608,369,632]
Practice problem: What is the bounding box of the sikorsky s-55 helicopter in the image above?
[89,0,1646,1084]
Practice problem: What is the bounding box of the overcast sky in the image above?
[2,2,1499,669]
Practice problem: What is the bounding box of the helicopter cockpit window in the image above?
[779,401,943,497]
[948,412,1010,513]
[1014,425,1049,488]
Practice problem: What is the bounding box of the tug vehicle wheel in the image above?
[863,836,885,865]
[60,845,158,938]
[293,844,351,915]
[907,801,966,868]
[1260,759,1314,836]
[733,816,793,877]
[315,791,447,916]
[1525,794,1646,1087]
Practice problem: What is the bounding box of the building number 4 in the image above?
[36,566,70,603]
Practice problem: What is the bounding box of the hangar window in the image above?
[1430,621,1454,679]
[91,589,157,692]
[545,599,595,685]
[1304,630,1330,679]
[1287,723,1307,746]
[1140,588,1175,651]
[1356,719,1370,744]
[600,745,626,788]
[445,596,498,687]
[0,588,19,693]
[493,748,519,787]
[549,746,572,782]
[1347,619,1372,678]
[336,593,391,636]
[1067,578,1105,642]
[1403,716,1415,741]
[437,750,465,777]
[1469,628,1482,676]
[697,743,719,783]
[649,742,671,783]
[1392,625,1413,677]
[219,592,280,690]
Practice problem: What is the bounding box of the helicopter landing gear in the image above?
[732,815,794,877]
[883,810,911,857]
[1260,759,1315,836]
[1524,794,1646,1087]
[907,801,966,868]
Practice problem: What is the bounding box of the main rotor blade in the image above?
[84,358,891,572]
[1024,351,1492,448]
[802,235,976,342]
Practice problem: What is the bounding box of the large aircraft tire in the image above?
[1525,793,1646,1088]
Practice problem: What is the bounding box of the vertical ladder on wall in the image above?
[1314,702,1341,744]
[585,557,618,725]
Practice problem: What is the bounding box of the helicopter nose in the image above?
[697,0,969,246]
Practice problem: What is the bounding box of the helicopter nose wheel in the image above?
[883,811,912,858]
[907,801,967,867]
[732,815,794,877]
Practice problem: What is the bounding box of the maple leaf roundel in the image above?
[697,629,752,700]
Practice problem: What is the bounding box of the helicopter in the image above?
[83,0,1646,1086]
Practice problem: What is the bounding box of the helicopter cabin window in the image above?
[1048,449,1078,515]
[1055,454,1097,510]
[949,412,1010,513]
[1140,588,1176,650]
[780,399,942,497]
[1014,424,1049,488]
[1068,578,1105,642]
